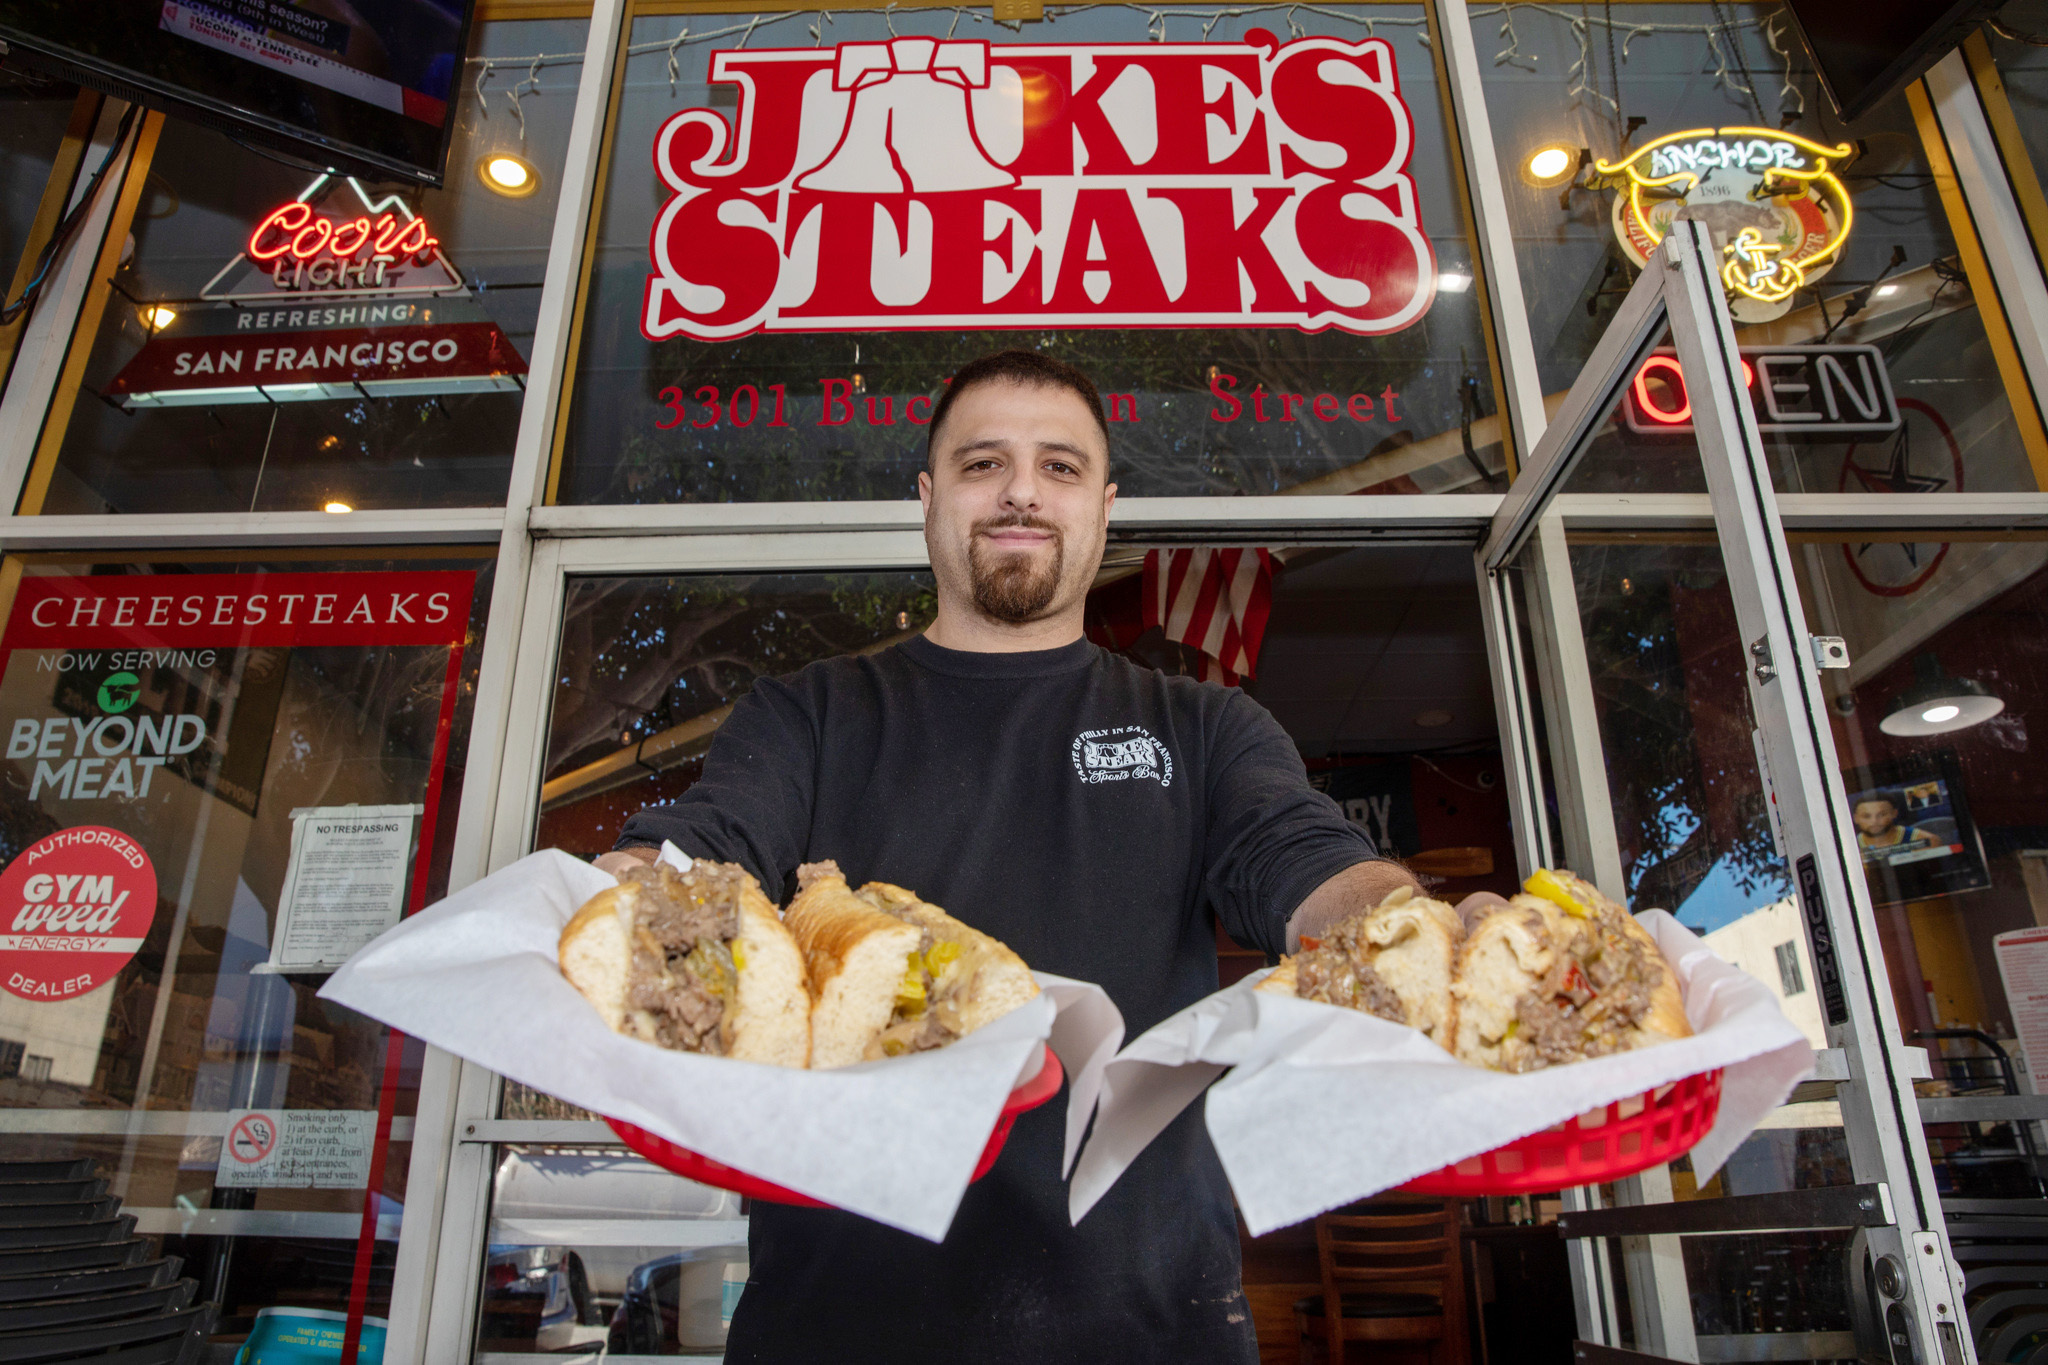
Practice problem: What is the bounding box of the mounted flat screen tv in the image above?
[1846,749,1991,906]
[0,0,474,185]
[1780,0,2004,122]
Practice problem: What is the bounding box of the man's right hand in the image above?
[593,847,659,880]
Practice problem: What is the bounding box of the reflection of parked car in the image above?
[492,1149,742,1304]
[481,1149,748,1353]
[479,1244,597,1353]
[607,1246,749,1355]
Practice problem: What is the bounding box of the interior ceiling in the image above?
[1247,545,1498,760]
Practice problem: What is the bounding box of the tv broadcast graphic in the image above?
[1845,750,1991,905]
[0,0,476,183]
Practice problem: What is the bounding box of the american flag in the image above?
[1142,548,1275,685]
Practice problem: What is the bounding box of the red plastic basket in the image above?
[1397,1067,1724,1196]
[607,1044,1065,1207]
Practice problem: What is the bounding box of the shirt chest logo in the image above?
[1071,726,1173,788]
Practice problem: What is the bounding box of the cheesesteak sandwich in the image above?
[1450,870,1691,1073]
[559,860,810,1067]
[785,861,1039,1067]
[1255,885,1463,1048]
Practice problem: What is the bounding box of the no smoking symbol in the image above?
[227,1114,276,1164]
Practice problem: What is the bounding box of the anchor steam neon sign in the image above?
[1597,127,1854,315]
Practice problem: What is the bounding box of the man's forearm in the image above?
[1284,859,1424,952]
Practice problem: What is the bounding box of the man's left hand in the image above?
[1284,860,1424,952]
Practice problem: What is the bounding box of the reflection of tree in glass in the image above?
[547,573,936,779]
[1572,545,1783,909]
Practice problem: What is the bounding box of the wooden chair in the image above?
[1294,1199,1467,1365]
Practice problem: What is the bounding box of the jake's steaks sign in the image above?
[645,31,1437,340]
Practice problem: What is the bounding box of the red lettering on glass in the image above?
[639,32,1436,342]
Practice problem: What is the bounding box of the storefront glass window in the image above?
[474,1145,748,1358]
[534,570,938,896]
[554,2,1504,504]
[1473,2,2044,498]
[0,73,80,299]
[0,550,492,1354]
[1983,2,2048,211]
[1795,531,2048,1199]
[485,569,934,1356]
[29,18,587,517]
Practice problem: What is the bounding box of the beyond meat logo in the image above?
[1072,726,1173,787]
[643,31,1437,339]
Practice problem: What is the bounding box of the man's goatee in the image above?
[968,517,1064,623]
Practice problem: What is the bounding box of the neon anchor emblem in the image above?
[1597,127,1854,320]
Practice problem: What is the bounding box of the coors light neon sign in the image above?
[643,30,1438,340]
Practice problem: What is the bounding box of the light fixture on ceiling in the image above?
[143,304,177,331]
[478,152,540,198]
[1878,653,2003,737]
[323,501,353,514]
[1414,709,1453,729]
[1522,143,1580,188]
[1874,283,1901,298]
[1437,271,1473,293]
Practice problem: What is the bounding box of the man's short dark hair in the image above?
[924,350,1111,471]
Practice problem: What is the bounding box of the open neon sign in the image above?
[1623,345,1899,436]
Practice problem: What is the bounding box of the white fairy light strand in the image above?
[1468,4,1792,116]
[1762,13,1806,120]
[1051,2,1426,44]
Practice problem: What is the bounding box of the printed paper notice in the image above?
[215,1109,376,1188]
[265,805,420,972]
[1994,926,2048,1095]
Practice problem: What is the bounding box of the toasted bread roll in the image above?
[1257,885,1462,1049]
[855,880,1039,1050]
[1450,869,1690,1073]
[785,861,926,1068]
[560,860,810,1067]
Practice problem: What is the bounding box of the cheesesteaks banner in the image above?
[0,570,474,1012]
[642,30,1437,339]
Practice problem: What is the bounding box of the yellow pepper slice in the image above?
[1524,868,1592,918]
[895,960,928,1016]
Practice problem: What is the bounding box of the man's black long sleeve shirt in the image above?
[618,633,1378,1363]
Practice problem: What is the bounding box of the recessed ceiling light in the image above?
[479,153,540,198]
[1438,272,1473,293]
[1414,709,1453,728]
[1523,143,1579,188]
[323,501,353,514]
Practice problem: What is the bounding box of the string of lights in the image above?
[461,0,1793,130]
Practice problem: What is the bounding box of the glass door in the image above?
[1479,221,1975,1365]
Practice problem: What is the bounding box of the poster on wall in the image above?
[0,570,473,1039]
[1994,927,2048,1096]
[261,804,421,973]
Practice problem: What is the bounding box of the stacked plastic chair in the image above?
[0,1158,215,1364]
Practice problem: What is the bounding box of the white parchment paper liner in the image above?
[319,846,1124,1241]
[1069,911,1815,1236]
